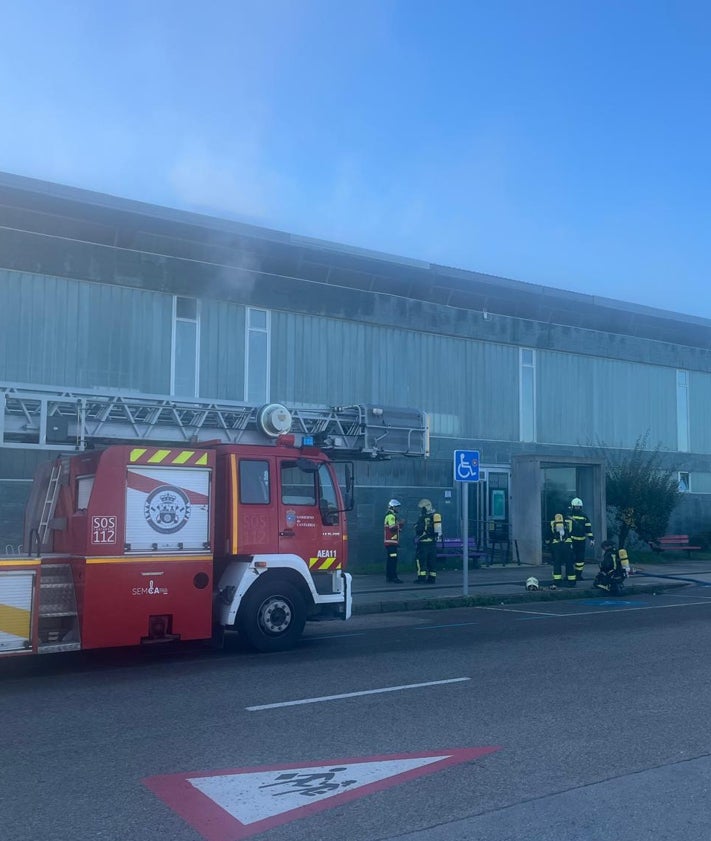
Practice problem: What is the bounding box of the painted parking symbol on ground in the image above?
[143,747,500,841]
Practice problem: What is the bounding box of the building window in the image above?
[519,348,536,443]
[678,471,690,493]
[245,307,270,405]
[676,370,689,452]
[171,296,200,397]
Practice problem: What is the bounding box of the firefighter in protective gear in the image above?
[414,499,442,583]
[545,513,576,587]
[383,499,404,583]
[593,541,626,594]
[569,497,594,580]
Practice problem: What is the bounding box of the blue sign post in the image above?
[453,450,480,595]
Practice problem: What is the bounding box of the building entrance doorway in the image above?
[542,466,578,529]
[511,455,604,565]
[541,465,597,562]
[462,467,512,564]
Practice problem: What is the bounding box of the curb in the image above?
[352,581,689,616]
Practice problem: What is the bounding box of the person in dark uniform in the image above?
[546,512,577,588]
[593,540,626,595]
[414,498,441,583]
[383,499,404,583]
[569,497,594,580]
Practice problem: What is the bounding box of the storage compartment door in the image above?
[0,570,35,652]
[125,467,210,552]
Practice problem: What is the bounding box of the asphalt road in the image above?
[4,586,711,841]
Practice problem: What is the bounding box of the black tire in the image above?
[237,577,307,652]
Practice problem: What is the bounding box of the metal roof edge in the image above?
[0,170,708,329]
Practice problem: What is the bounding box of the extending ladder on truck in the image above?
[0,382,429,459]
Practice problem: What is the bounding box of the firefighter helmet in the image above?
[526,577,540,591]
[571,497,583,508]
[388,499,401,508]
[418,498,433,512]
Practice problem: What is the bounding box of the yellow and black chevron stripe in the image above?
[308,556,342,571]
[129,448,209,466]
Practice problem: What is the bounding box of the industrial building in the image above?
[1,171,710,569]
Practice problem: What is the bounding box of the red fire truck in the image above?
[0,395,428,656]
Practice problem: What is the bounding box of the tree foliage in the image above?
[605,433,682,549]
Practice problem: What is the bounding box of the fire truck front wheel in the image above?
[237,577,307,652]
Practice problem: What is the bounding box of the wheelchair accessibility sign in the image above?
[454,450,480,482]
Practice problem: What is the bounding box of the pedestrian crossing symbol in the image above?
[144,747,500,841]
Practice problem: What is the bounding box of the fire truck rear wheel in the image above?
[238,578,307,652]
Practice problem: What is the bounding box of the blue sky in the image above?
[1,0,709,318]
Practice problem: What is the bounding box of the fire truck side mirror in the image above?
[319,498,339,526]
[343,463,354,511]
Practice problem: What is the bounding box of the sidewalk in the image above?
[350,559,711,615]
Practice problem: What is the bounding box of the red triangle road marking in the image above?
[143,746,500,841]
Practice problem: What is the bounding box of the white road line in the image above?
[478,605,562,616]
[414,621,480,630]
[308,632,367,640]
[246,677,471,711]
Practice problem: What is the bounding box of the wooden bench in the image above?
[650,534,702,558]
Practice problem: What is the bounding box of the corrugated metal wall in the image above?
[0,269,172,392]
[690,371,711,454]
[538,350,677,449]
[270,312,519,441]
[199,298,246,400]
[4,268,711,461]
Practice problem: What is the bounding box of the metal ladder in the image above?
[1,381,430,458]
[37,564,81,653]
[37,459,64,548]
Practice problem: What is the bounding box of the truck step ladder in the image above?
[37,564,81,653]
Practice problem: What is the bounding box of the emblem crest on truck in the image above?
[144,485,191,534]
